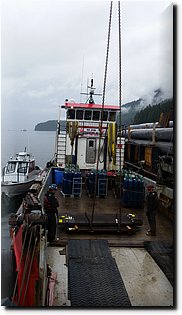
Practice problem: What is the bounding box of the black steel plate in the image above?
[68,240,131,307]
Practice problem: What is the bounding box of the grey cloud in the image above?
[1,1,173,130]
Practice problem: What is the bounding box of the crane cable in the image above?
[118,1,122,231]
[90,1,113,230]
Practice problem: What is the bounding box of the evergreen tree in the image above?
[133,99,173,124]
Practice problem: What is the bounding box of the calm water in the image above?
[1,130,56,170]
[1,130,56,262]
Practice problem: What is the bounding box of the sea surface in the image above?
[1,129,56,170]
[1,130,56,298]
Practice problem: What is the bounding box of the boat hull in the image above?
[1,179,36,198]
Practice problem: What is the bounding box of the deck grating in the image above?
[68,239,131,307]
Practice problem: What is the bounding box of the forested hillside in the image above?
[133,99,173,124]
[35,120,66,131]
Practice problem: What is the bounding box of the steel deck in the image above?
[55,186,173,245]
[144,241,174,286]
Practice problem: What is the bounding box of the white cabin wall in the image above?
[77,137,105,170]
[65,136,105,170]
[77,138,94,169]
[65,135,125,171]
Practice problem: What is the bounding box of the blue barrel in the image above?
[54,169,64,185]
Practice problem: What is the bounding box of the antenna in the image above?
[80,78,102,104]
[80,55,85,103]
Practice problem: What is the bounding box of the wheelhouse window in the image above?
[109,111,116,121]
[6,162,16,173]
[67,109,75,119]
[93,110,100,121]
[76,110,83,120]
[84,110,92,120]
[17,162,28,174]
[101,111,108,121]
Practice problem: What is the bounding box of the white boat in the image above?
[1,150,41,197]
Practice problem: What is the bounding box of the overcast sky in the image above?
[1,0,173,130]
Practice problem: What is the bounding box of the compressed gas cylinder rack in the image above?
[86,170,108,197]
[61,164,82,197]
[121,171,145,208]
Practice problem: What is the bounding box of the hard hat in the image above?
[49,184,57,191]
[51,184,58,190]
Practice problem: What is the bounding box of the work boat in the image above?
[6,89,174,306]
[1,150,41,197]
[4,0,174,305]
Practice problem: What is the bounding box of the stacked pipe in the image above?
[122,123,173,156]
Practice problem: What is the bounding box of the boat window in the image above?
[67,109,75,119]
[29,161,35,173]
[76,110,83,120]
[17,162,28,174]
[101,111,108,121]
[6,162,16,173]
[84,110,92,120]
[109,111,116,121]
[93,110,100,121]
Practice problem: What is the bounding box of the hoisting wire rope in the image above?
[90,1,113,231]
[118,1,122,231]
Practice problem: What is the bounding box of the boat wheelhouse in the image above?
[55,92,125,172]
[1,151,40,197]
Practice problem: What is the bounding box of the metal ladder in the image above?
[72,177,82,197]
[56,132,66,167]
[115,136,125,171]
